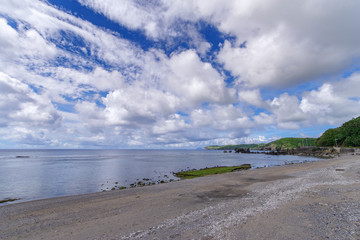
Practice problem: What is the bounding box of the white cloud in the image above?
[256,74,360,129]
[0,0,359,148]
[267,93,306,124]
[80,0,360,88]
[152,114,189,135]
[80,0,360,87]
[0,17,57,63]
[78,0,164,38]
[0,72,62,145]
[75,101,105,122]
[300,79,360,125]
[166,50,236,107]
[0,72,61,127]
[1,0,145,68]
[103,86,179,126]
[191,104,253,131]
[51,67,125,92]
[163,135,271,149]
[332,73,360,99]
[216,0,360,88]
[238,89,264,107]
[253,113,274,125]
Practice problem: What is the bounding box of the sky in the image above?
[0,0,360,149]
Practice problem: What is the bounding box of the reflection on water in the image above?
[0,149,320,204]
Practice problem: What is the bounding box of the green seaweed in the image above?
[174,164,251,179]
[0,198,19,204]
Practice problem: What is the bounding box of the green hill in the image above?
[205,138,316,150]
[205,144,265,150]
[205,117,360,150]
[267,137,317,149]
[317,116,360,147]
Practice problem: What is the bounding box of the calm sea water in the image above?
[0,149,320,204]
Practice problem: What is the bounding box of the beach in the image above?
[1,154,359,240]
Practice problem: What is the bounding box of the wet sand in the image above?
[1,154,359,239]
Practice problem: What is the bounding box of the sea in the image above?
[0,149,320,204]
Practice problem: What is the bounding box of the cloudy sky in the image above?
[0,0,360,149]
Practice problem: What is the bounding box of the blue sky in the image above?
[0,0,360,149]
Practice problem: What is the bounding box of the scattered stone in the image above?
[137,181,145,187]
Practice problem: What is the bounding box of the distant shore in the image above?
[1,154,359,239]
[214,146,360,159]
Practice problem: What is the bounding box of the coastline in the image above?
[1,154,359,239]
[0,149,321,204]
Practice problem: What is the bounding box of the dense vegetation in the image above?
[205,144,265,150]
[317,116,360,147]
[266,137,317,149]
[205,138,316,150]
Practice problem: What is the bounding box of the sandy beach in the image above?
[1,154,359,240]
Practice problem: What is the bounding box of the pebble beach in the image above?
[1,154,359,240]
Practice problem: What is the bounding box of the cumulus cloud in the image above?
[81,0,360,88]
[103,86,179,126]
[254,73,360,129]
[51,67,125,92]
[191,104,253,131]
[166,50,236,107]
[238,89,264,108]
[0,72,62,145]
[99,49,236,129]
[0,0,359,148]
[253,113,274,126]
[216,0,360,87]
[268,93,306,124]
[163,135,272,149]
[152,114,189,135]
[0,72,61,127]
[300,77,360,125]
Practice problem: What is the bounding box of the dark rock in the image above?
[234,148,251,153]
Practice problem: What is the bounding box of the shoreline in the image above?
[0,151,320,205]
[1,154,359,239]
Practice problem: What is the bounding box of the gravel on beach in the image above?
[1,154,359,240]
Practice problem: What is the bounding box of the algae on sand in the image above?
[174,164,251,179]
[0,198,20,204]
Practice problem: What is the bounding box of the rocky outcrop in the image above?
[266,146,344,158]
[234,148,251,153]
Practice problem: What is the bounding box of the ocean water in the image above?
[0,149,320,204]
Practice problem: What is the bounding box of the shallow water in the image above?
[0,149,320,204]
